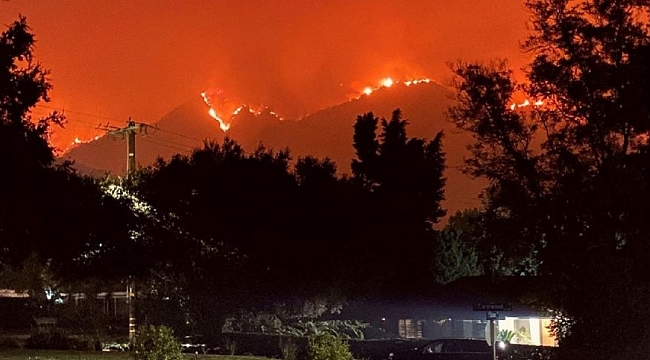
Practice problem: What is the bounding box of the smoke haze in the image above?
[1,0,531,150]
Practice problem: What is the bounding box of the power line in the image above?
[57,122,104,131]
[30,110,109,130]
[32,105,208,147]
[153,137,196,150]
[143,138,195,150]
[155,128,205,143]
[139,137,195,152]
[35,104,121,122]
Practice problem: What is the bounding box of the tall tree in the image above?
[353,109,447,230]
[0,17,137,292]
[448,1,650,358]
[351,112,380,189]
[135,139,325,338]
[430,209,484,284]
[0,16,59,267]
[352,109,446,291]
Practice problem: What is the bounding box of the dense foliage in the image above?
[0,17,452,339]
[132,325,183,360]
[308,334,354,360]
[351,109,446,290]
[0,14,485,350]
[0,17,138,293]
[132,117,447,337]
[448,1,650,358]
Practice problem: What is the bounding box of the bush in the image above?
[280,337,300,360]
[0,337,20,348]
[102,341,130,351]
[132,325,183,360]
[222,336,237,355]
[25,330,89,350]
[308,334,353,360]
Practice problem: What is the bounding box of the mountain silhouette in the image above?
[62,81,484,221]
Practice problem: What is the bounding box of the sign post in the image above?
[473,303,512,360]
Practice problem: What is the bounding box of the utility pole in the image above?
[126,118,137,178]
[98,118,156,343]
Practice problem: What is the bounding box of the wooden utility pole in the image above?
[125,119,137,343]
[126,118,137,178]
[98,118,156,343]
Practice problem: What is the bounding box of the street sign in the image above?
[473,302,511,360]
[473,302,512,311]
[485,321,499,346]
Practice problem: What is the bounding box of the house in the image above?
[324,276,556,347]
[0,289,35,331]
[64,291,130,317]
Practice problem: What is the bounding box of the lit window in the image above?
[398,319,423,339]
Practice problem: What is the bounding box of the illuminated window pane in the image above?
[399,319,423,339]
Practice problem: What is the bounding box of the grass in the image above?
[0,349,270,360]
[0,349,132,360]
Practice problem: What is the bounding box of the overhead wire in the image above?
[139,137,195,153]
[155,128,205,143]
[31,105,211,148]
[35,104,121,122]
[145,136,196,151]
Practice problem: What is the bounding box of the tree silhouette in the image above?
[351,112,380,189]
[449,1,650,358]
[352,109,446,292]
[0,17,138,296]
[136,139,362,338]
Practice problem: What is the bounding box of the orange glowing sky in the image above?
[1,0,531,152]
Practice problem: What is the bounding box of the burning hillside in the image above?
[63,79,485,221]
[199,76,438,133]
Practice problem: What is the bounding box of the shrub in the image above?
[498,329,516,343]
[132,325,183,360]
[223,336,237,355]
[102,341,130,351]
[0,337,20,348]
[308,333,353,360]
[25,330,86,350]
[280,337,300,360]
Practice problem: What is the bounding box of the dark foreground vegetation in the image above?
[0,332,556,360]
[0,349,268,360]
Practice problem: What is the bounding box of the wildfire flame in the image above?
[71,135,100,145]
[201,76,435,130]
[200,90,285,132]
[201,92,231,132]
[63,135,102,153]
[509,99,545,111]
[381,77,394,88]
[403,78,431,86]
[353,77,433,100]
